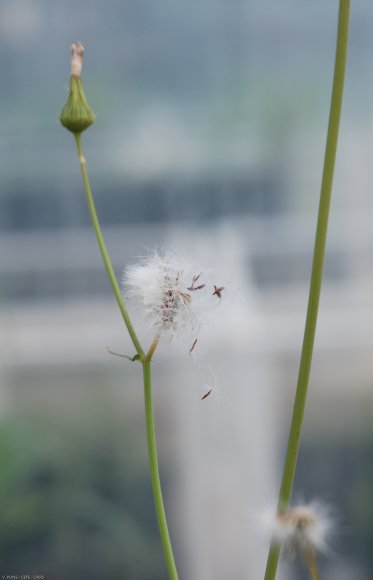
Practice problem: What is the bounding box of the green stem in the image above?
[143,360,179,580]
[306,547,321,580]
[264,1,350,578]
[74,133,177,577]
[74,133,144,358]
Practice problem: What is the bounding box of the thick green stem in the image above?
[74,133,144,358]
[143,361,179,580]
[264,1,350,578]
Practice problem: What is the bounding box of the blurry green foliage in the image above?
[0,410,167,579]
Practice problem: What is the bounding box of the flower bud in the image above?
[60,42,96,134]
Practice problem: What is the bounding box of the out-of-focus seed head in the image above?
[263,501,335,559]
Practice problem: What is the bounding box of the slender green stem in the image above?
[74,133,144,358]
[306,547,321,580]
[264,2,350,578]
[143,360,179,580]
[74,133,177,578]
[146,335,160,362]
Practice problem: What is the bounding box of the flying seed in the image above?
[212,285,224,298]
[189,338,198,353]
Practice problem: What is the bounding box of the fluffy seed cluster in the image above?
[123,252,216,337]
[265,502,334,558]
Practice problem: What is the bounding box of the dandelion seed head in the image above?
[262,501,335,558]
[123,251,212,338]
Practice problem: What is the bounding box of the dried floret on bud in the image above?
[60,42,96,134]
[70,41,84,77]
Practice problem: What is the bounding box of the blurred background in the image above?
[1,0,373,578]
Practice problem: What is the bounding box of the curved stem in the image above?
[143,360,179,580]
[264,1,350,578]
[74,134,178,577]
[74,133,144,358]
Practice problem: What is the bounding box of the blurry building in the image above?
[1,1,373,578]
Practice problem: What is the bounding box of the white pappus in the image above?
[263,501,335,559]
[122,251,218,339]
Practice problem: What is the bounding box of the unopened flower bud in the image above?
[60,42,96,134]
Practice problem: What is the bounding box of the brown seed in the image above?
[187,273,204,291]
[212,285,224,298]
[178,291,192,303]
[189,338,198,353]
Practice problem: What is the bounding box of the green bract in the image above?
[60,76,95,134]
